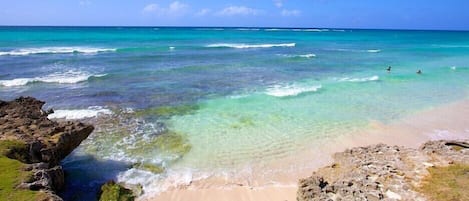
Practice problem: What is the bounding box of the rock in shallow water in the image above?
[297,139,469,201]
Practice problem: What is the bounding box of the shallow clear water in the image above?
[0,27,468,200]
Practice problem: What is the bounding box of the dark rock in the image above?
[297,139,469,201]
[0,96,94,200]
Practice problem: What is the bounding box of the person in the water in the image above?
[417,69,422,74]
[386,66,391,72]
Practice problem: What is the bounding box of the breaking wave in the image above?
[206,43,295,49]
[0,70,107,87]
[48,106,113,120]
[329,48,381,53]
[0,47,116,56]
[280,53,316,58]
[265,84,322,97]
[339,75,379,82]
[292,28,329,32]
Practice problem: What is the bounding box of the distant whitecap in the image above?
[206,43,295,49]
[0,47,116,56]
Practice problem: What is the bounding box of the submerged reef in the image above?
[0,97,94,200]
[297,140,469,201]
[135,104,200,118]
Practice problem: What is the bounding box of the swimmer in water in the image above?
[386,66,391,72]
[416,70,422,74]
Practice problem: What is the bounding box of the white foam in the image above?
[367,49,381,53]
[0,70,106,87]
[48,106,112,120]
[305,29,329,32]
[0,47,116,56]
[279,53,316,58]
[195,28,224,31]
[450,66,457,70]
[299,53,316,58]
[264,28,282,31]
[265,84,321,97]
[292,29,329,32]
[329,48,381,53]
[169,46,175,50]
[206,43,295,49]
[123,168,212,199]
[0,78,31,87]
[228,94,250,99]
[236,28,260,31]
[339,75,379,82]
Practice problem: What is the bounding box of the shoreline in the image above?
[145,99,469,201]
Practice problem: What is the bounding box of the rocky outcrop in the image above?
[0,97,94,200]
[98,181,135,201]
[297,140,469,201]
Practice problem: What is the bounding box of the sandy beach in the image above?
[147,99,469,201]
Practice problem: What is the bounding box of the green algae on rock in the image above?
[154,131,192,156]
[127,131,192,158]
[230,116,256,129]
[419,164,469,201]
[132,162,165,174]
[99,181,135,201]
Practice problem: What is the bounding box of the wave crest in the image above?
[329,48,381,53]
[366,49,381,53]
[339,75,379,82]
[206,43,295,49]
[48,106,113,120]
[0,47,116,56]
[280,53,316,58]
[236,28,260,31]
[293,28,329,32]
[265,84,321,97]
[0,70,106,87]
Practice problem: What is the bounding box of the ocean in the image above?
[0,27,468,200]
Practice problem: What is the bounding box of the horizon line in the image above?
[0,25,468,32]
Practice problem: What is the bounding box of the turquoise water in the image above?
[1,27,468,200]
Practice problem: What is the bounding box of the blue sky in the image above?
[1,0,468,30]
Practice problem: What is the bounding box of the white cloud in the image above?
[281,9,301,17]
[142,1,189,17]
[273,0,283,8]
[143,4,159,13]
[195,8,211,16]
[216,6,261,16]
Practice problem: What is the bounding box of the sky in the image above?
[1,0,469,30]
